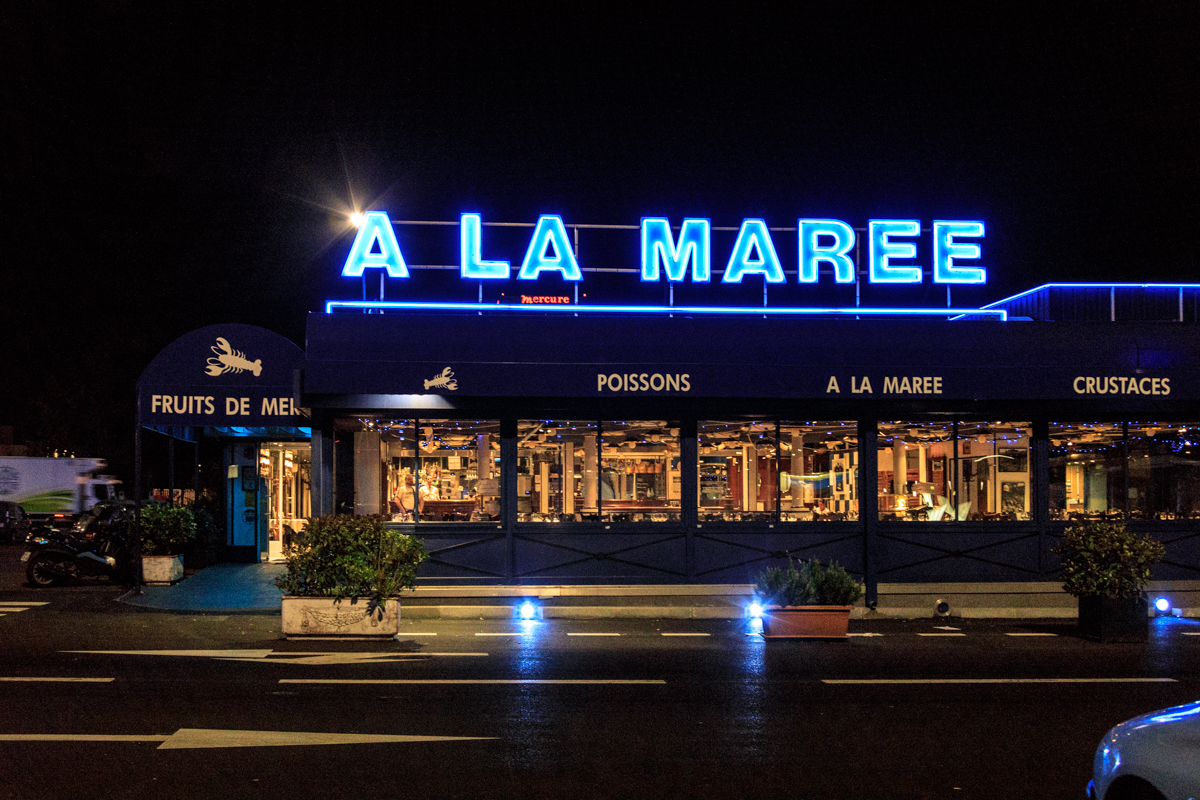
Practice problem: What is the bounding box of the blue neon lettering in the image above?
[798,219,856,283]
[932,221,986,283]
[868,220,921,283]
[341,211,409,278]
[723,219,784,283]
[460,213,511,279]
[641,218,711,282]
[518,215,582,281]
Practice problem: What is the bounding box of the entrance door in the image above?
[261,442,312,561]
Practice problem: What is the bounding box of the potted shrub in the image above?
[1051,521,1165,642]
[755,558,864,639]
[275,515,427,637]
[139,502,197,585]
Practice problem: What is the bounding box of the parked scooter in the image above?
[22,500,138,587]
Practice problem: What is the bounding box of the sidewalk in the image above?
[119,562,287,612]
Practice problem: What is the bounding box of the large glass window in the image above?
[780,422,859,521]
[517,420,598,522]
[333,417,500,522]
[697,421,777,521]
[878,421,1030,521]
[1127,423,1200,519]
[1049,422,1125,520]
[600,421,680,522]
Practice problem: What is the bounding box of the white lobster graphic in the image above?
[206,338,262,377]
[423,367,458,391]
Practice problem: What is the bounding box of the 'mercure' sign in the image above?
[341,212,986,286]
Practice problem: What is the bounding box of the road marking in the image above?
[918,633,966,637]
[1182,632,1200,636]
[660,633,710,637]
[64,650,487,665]
[474,633,522,637]
[1006,633,1059,637]
[567,633,621,637]
[0,729,494,749]
[823,678,1177,684]
[280,679,666,685]
[400,633,438,636]
[0,681,113,686]
[0,608,31,613]
[848,633,884,637]
[934,626,961,631]
[0,602,49,606]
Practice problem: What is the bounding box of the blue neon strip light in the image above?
[324,300,1006,320]
[975,282,1200,311]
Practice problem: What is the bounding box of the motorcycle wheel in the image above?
[26,553,67,587]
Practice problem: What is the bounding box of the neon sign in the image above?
[343,212,987,286]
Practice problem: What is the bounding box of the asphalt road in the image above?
[1,545,1198,799]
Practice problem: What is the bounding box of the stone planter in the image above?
[1078,595,1148,643]
[141,554,185,586]
[281,596,399,637]
[763,605,853,639]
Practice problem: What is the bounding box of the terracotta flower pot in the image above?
[763,605,853,639]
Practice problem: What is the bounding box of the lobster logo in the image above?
[423,367,458,391]
[206,338,263,377]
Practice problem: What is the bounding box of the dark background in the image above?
[2,2,1196,483]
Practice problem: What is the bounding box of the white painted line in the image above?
[848,633,884,637]
[0,677,115,683]
[280,679,666,685]
[0,608,31,613]
[1006,633,1059,637]
[660,633,710,637]
[400,633,438,636]
[0,602,49,606]
[474,633,523,637]
[567,633,621,637]
[918,633,967,637]
[823,678,1177,685]
[934,626,961,631]
[1182,632,1200,636]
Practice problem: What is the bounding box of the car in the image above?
[1089,700,1200,799]
[0,501,32,545]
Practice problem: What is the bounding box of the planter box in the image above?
[141,554,184,586]
[281,596,399,637]
[763,605,853,639]
[1078,595,1148,643]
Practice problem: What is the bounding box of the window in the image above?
[517,420,598,521]
[878,421,1030,521]
[1049,422,1124,520]
[600,421,680,522]
[1126,423,1200,520]
[780,422,859,521]
[697,421,777,521]
[333,417,500,522]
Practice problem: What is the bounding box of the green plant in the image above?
[756,558,863,606]
[1052,521,1165,599]
[274,515,428,603]
[139,503,197,556]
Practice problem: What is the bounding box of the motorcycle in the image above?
[22,500,138,587]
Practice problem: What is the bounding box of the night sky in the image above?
[2,3,1196,481]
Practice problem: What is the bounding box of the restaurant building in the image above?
[139,213,1200,607]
